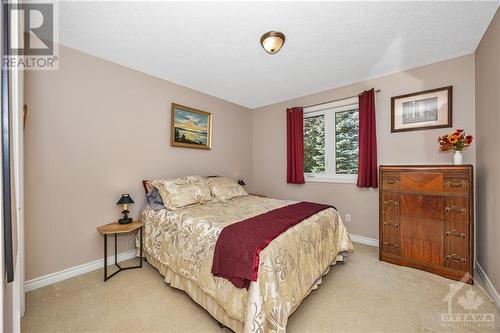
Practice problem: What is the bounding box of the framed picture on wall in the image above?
[171,103,212,149]
[391,86,452,133]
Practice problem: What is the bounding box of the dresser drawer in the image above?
[382,239,401,256]
[444,242,470,272]
[381,191,401,256]
[445,221,469,244]
[382,220,400,256]
[400,172,443,193]
[382,172,401,190]
[443,174,470,193]
[382,192,400,221]
[445,197,469,224]
[444,195,471,273]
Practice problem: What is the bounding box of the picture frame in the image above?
[391,86,452,133]
[171,103,212,149]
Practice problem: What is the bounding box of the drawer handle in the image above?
[446,254,467,264]
[384,200,400,208]
[383,222,399,228]
[446,230,466,239]
[445,180,469,189]
[445,206,467,215]
[385,179,398,185]
[383,241,399,249]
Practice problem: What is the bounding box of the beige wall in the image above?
[24,44,483,283]
[24,45,252,280]
[475,9,499,293]
[251,55,475,240]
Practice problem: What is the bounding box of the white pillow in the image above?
[207,177,248,202]
[154,175,213,210]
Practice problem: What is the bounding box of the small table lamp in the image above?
[117,194,134,224]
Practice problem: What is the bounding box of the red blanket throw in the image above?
[211,201,332,289]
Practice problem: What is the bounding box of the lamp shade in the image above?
[237,179,246,186]
[260,31,285,54]
[117,194,134,205]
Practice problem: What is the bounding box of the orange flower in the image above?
[438,128,472,153]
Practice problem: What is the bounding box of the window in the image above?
[303,97,359,183]
[304,115,325,173]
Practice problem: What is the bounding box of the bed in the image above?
[139,192,353,333]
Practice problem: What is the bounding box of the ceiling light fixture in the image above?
[260,31,285,54]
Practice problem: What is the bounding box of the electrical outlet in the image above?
[345,214,351,222]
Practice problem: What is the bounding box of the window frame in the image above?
[303,97,359,184]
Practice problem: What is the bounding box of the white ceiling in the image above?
[56,1,498,109]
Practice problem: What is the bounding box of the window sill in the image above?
[304,175,357,184]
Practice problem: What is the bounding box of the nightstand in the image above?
[97,221,144,281]
[250,193,267,198]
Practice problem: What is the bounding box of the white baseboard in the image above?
[25,234,378,291]
[24,249,137,292]
[475,261,500,310]
[349,233,379,247]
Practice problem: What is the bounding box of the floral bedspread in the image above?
[140,195,353,332]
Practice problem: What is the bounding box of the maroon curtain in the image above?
[357,89,378,188]
[287,107,305,184]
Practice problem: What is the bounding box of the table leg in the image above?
[140,227,143,267]
[103,234,107,282]
[102,227,143,282]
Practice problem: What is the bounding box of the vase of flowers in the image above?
[438,129,473,165]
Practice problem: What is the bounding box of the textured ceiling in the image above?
[56,1,498,108]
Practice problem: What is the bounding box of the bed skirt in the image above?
[142,250,347,333]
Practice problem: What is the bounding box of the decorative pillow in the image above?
[207,177,248,202]
[144,179,162,193]
[155,175,213,210]
[146,187,167,211]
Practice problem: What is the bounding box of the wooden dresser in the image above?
[379,165,473,283]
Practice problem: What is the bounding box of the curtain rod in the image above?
[303,89,381,109]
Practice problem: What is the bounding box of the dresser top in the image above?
[380,164,472,171]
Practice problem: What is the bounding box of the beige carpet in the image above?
[22,243,499,332]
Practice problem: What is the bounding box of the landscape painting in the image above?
[171,103,212,149]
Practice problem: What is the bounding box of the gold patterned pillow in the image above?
[207,177,248,202]
[144,179,162,193]
[154,175,213,210]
